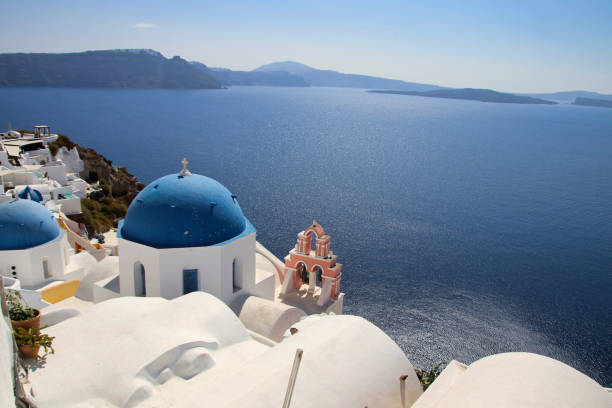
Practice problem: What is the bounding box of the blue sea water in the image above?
[1,86,611,385]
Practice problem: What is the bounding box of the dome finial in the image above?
[180,157,191,176]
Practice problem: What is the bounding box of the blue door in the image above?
[183,269,198,294]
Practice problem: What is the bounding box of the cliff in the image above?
[0,50,221,89]
[46,135,144,235]
[255,61,441,91]
[48,135,143,202]
[573,97,612,109]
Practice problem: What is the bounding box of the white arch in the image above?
[133,261,146,296]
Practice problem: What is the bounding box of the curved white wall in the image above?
[118,231,272,303]
[0,232,69,287]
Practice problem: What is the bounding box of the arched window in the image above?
[134,262,146,296]
[42,257,52,279]
[315,267,323,283]
[308,231,318,253]
[311,265,324,287]
[232,259,241,292]
[298,262,308,284]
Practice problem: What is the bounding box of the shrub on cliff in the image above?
[414,362,447,391]
[80,197,127,236]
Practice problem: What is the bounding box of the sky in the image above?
[1,0,611,93]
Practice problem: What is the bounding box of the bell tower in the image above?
[280,221,343,307]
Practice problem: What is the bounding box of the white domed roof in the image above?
[417,352,611,408]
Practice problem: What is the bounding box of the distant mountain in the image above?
[521,91,612,102]
[254,61,441,91]
[191,62,308,87]
[0,50,221,89]
[369,88,557,105]
[255,61,317,73]
[572,97,612,109]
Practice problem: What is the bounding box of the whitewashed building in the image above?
[0,199,70,287]
[117,163,274,304]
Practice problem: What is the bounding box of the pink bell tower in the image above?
[281,221,343,305]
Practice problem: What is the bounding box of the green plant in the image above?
[80,197,127,236]
[13,327,55,354]
[414,362,446,391]
[5,290,37,321]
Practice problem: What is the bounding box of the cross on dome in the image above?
[180,157,191,176]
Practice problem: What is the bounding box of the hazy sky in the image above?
[1,0,611,93]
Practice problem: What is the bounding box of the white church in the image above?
[0,199,71,287]
[116,162,274,304]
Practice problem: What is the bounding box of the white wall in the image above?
[118,231,273,304]
[220,233,259,303]
[67,178,89,196]
[118,239,160,298]
[0,150,15,169]
[55,197,81,215]
[0,232,69,287]
[40,162,68,185]
[55,147,84,174]
[21,149,52,165]
[0,316,15,407]
[2,171,38,187]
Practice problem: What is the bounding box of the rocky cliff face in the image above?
[46,134,145,235]
[76,147,143,204]
[48,135,144,204]
[0,50,221,89]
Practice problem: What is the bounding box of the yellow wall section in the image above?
[41,280,81,304]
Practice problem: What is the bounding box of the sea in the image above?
[1,86,611,385]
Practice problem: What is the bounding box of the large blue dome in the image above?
[0,199,61,250]
[119,173,249,248]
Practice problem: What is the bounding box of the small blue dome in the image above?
[120,173,248,248]
[0,199,61,250]
[18,186,43,202]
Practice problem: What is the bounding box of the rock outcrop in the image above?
[46,135,144,235]
[48,134,143,205]
[75,146,143,204]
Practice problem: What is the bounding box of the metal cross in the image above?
[180,157,191,176]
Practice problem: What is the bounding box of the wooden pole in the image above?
[282,349,304,408]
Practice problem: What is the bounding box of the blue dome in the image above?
[18,186,43,202]
[119,173,249,248]
[0,199,61,250]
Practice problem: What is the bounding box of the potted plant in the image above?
[5,290,41,331]
[13,327,55,359]
[414,362,447,391]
